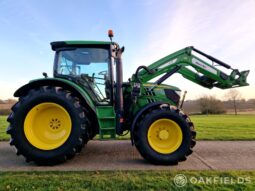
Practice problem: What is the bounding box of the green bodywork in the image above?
[15,77,96,111]
[127,47,249,121]
[96,106,116,139]
[65,41,111,45]
[132,47,249,88]
[127,83,180,115]
[14,41,249,140]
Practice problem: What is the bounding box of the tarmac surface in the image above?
[0,140,255,171]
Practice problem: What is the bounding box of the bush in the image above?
[199,96,226,114]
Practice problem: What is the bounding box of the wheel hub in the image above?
[50,118,61,130]
[158,129,169,140]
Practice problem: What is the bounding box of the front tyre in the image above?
[7,86,88,165]
[134,106,196,165]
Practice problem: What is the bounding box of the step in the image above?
[96,106,115,118]
[99,128,116,139]
[96,106,116,140]
[98,117,115,119]
[99,134,116,139]
[100,127,115,130]
[98,118,115,129]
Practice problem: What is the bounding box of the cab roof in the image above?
[50,41,112,51]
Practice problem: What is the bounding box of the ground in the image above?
[1,140,255,190]
[0,114,255,190]
[1,141,255,171]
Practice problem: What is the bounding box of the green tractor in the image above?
[7,31,249,165]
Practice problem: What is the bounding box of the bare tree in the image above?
[225,89,242,115]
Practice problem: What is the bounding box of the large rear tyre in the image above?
[134,105,196,165]
[7,86,89,165]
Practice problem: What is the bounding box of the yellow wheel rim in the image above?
[147,119,183,154]
[24,102,72,150]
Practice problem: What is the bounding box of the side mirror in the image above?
[42,72,48,78]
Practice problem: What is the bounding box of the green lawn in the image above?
[1,114,255,141]
[0,171,254,191]
[190,114,255,140]
[0,116,9,141]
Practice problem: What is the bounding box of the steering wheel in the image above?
[98,70,107,75]
[98,70,108,80]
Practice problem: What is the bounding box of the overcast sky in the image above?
[0,0,254,100]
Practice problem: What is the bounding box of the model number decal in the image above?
[192,58,217,74]
[158,58,177,69]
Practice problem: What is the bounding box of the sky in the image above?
[0,0,254,100]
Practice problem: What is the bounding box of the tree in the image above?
[225,89,242,115]
[199,95,226,114]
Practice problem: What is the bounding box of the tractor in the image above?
[7,30,249,165]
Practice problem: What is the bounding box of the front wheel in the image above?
[134,106,196,165]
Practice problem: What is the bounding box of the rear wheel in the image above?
[7,86,89,165]
[134,105,196,165]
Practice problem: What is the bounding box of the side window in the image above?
[55,48,111,104]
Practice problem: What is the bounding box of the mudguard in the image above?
[14,78,96,112]
[130,101,168,145]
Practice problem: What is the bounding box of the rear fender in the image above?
[14,78,96,112]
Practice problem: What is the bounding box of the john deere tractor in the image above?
[7,31,249,165]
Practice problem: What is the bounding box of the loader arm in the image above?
[134,46,249,89]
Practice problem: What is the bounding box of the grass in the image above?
[0,171,254,191]
[0,116,9,141]
[1,114,255,141]
[190,114,255,140]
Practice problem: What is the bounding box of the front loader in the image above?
[7,31,249,165]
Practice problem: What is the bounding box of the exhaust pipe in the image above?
[116,46,125,134]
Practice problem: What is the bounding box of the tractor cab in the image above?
[51,41,115,105]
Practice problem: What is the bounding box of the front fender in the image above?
[130,101,168,145]
[14,78,96,112]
